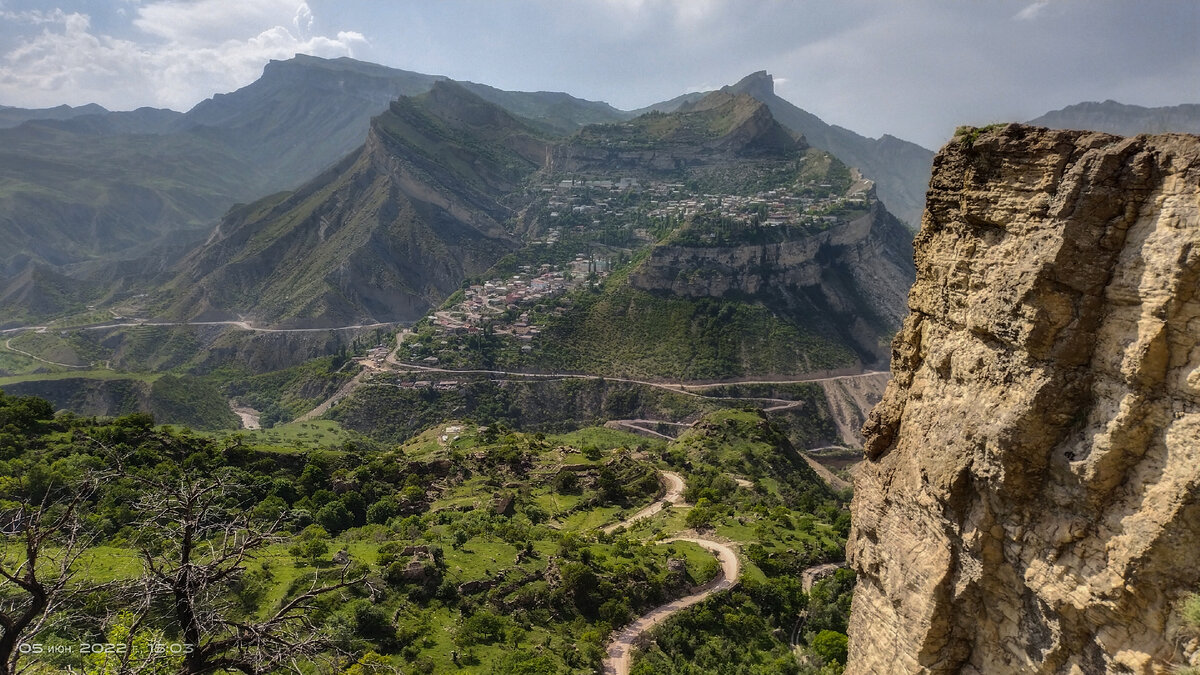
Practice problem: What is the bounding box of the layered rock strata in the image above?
[847,125,1200,674]
[628,202,914,365]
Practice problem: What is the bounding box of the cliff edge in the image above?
[847,125,1200,674]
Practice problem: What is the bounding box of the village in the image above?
[531,166,874,247]
[389,163,872,376]
[392,255,613,373]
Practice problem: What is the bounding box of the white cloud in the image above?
[1015,1,1049,21]
[0,8,74,24]
[0,1,367,110]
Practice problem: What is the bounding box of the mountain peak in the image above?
[725,71,775,100]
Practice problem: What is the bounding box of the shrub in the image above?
[316,501,353,534]
[811,629,848,666]
[456,610,508,646]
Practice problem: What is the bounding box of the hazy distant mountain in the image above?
[456,82,628,134]
[159,82,540,326]
[1028,100,1200,137]
[0,102,108,128]
[0,56,631,322]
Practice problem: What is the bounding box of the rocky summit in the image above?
[847,125,1200,673]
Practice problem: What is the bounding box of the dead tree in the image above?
[122,462,363,675]
[0,484,94,675]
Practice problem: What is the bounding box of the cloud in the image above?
[0,1,366,110]
[1015,2,1050,21]
[0,8,75,24]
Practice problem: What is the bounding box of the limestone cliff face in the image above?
[628,202,914,365]
[847,126,1200,674]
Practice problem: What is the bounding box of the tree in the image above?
[122,455,364,675]
[810,630,848,666]
[0,481,95,675]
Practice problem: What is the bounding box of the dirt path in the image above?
[296,365,375,422]
[230,403,261,430]
[602,471,686,534]
[602,536,740,675]
[604,421,675,439]
[3,337,90,369]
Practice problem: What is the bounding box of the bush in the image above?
[367,497,400,524]
[810,630,848,666]
[316,501,353,534]
[456,610,508,646]
[491,649,558,674]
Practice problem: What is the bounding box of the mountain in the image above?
[639,72,933,228]
[426,91,916,380]
[159,81,544,326]
[720,72,932,228]
[457,81,629,134]
[550,91,803,176]
[180,55,445,192]
[1029,99,1200,136]
[0,55,633,324]
[0,120,265,277]
[847,125,1200,673]
[0,102,108,128]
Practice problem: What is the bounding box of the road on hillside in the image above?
[0,320,398,335]
[602,534,741,675]
[602,471,686,534]
[382,359,886,397]
[3,337,90,369]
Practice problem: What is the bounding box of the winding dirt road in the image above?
[3,337,89,369]
[602,471,686,534]
[602,535,741,675]
[595,470,741,675]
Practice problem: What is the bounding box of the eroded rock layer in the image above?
[847,125,1200,674]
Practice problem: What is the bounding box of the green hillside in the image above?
[0,391,853,674]
[532,281,857,380]
[159,82,543,326]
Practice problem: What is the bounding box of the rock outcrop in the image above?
[847,125,1200,673]
[628,201,913,365]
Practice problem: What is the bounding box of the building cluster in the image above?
[532,174,873,242]
[644,184,871,229]
[424,259,610,343]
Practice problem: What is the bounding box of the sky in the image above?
[0,0,1195,149]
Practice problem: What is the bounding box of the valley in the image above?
[0,65,896,675]
[1,1,1197,672]
[6,38,1195,675]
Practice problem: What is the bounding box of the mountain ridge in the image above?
[1029,99,1200,136]
[159,81,542,326]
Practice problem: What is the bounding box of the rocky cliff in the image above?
[847,125,1200,673]
[629,201,914,365]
